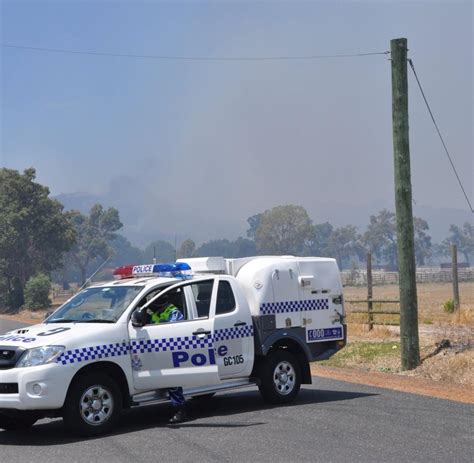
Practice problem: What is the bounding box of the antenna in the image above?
[78,255,111,292]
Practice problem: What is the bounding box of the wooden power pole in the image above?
[391,38,420,370]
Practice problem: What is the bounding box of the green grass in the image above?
[318,341,401,368]
[443,299,455,313]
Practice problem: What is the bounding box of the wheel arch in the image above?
[254,335,312,384]
[65,361,131,409]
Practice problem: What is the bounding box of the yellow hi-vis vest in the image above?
[151,304,178,324]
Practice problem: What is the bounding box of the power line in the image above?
[408,58,473,213]
[1,43,389,61]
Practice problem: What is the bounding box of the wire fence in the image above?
[341,267,474,286]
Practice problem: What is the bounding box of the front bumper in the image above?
[0,363,71,411]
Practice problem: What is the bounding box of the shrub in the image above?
[24,274,52,311]
[443,299,455,314]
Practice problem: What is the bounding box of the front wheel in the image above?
[258,350,301,404]
[62,373,122,436]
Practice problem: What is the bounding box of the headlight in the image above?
[16,346,65,368]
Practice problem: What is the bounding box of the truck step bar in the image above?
[130,378,259,407]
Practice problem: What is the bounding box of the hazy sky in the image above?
[1,0,472,243]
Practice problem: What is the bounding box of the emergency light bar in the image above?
[113,262,192,280]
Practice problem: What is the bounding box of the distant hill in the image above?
[55,192,471,246]
[305,199,471,243]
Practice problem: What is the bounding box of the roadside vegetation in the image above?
[1,166,472,315]
[317,282,473,387]
[319,341,401,369]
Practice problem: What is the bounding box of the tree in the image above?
[142,240,176,263]
[0,168,75,311]
[24,273,52,311]
[362,209,397,268]
[443,222,474,265]
[109,235,143,266]
[362,209,433,268]
[195,237,256,258]
[195,236,256,259]
[66,205,123,284]
[328,225,364,269]
[246,213,263,240]
[177,239,196,259]
[413,217,432,266]
[431,242,449,264]
[232,237,257,257]
[308,222,334,256]
[196,239,235,257]
[255,205,313,255]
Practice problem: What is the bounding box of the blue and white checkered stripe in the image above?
[260,298,329,315]
[130,335,213,354]
[214,325,254,342]
[55,326,254,366]
[57,342,130,365]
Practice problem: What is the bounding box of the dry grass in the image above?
[0,309,47,325]
[338,282,474,387]
[344,281,474,326]
[347,323,399,342]
[321,338,473,387]
[406,348,473,386]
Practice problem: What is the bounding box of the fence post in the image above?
[452,244,460,310]
[367,253,374,330]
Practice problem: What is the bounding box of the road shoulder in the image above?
[311,364,474,404]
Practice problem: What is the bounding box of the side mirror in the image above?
[131,310,145,328]
[43,310,53,321]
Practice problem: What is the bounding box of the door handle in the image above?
[233,322,246,327]
[193,330,211,336]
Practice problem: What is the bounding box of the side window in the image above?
[216,281,236,315]
[137,288,162,308]
[144,287,187,325]
[189,280,214,319]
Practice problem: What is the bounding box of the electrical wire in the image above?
[5,42,469,211]
[408,58,473,213]
[1,43,390,61]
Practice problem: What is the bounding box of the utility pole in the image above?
[391,38,420,370]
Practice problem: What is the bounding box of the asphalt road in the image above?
[0,318,30,334]
[1,320,473,463]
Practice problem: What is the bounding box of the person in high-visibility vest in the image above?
[150,294,187,424]
[151,301,184,324]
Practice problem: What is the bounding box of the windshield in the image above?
[47,285,144,323]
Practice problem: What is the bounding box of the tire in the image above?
[0,412,37,432]
[258,350,301,404]
[62,373,122,437]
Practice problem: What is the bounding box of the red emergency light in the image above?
[113,265,136,279]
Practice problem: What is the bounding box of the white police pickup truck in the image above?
[0,256,346,435]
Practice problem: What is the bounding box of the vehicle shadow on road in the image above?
[0,387,376,445]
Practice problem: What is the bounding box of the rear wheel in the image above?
[258,350,301,404]
[62,373,122,436]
